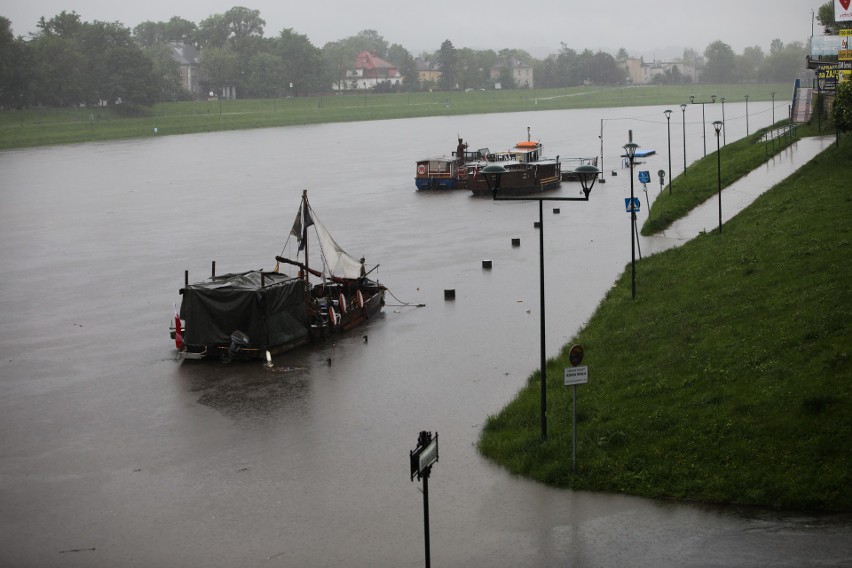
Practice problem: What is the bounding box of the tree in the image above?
[702,40,736,83]
[735,45,765,82]
[437,40,457,90]
[274,28,325,94]
[817,1,852,32]
[759,41,806,82]
[0,16,30,108]
[143,43,186,100]
[833,80,852,134]
[200,47,240,96]
[322,40,355,91]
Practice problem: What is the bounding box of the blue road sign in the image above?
[625,197,640,212]
[638,171,651,184]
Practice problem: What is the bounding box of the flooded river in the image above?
[1,104,850,567]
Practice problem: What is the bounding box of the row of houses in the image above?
[167,44,699,99]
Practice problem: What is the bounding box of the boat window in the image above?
[429,160,450,172]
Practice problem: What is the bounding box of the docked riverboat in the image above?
[172,190,385,361]
[467,130,562,196]
[414,137,488,190]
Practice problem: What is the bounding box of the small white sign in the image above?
[564,365,589,386]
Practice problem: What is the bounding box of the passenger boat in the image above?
[172,190,385,361]
[414,137,488,190]
[466,129,562,196]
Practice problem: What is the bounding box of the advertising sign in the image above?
[836,0,852,22]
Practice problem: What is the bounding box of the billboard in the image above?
[837,0,852,22]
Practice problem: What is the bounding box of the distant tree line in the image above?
[0,5,812,110]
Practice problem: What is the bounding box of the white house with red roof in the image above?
[333,51,402,91]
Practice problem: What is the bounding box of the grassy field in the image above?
[477,136,851,511]
[0,83,790,150]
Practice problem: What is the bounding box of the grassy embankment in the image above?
[477,132,851,511]
[641,120,803,235]
[0,83,788,150]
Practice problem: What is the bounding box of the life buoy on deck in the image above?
[356,290,365,308]
[338,293,347,313]
[417,164,426,175]
[328,306,340,326]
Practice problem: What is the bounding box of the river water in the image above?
[1,102,850,567]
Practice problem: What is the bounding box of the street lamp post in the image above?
[663,109,672,194]
[713,121,724,234]
[745,95,750,135]
[623,141,639,300]
[482,163,601,442]
[689,94,716,157]
[680,103,687,176]
[771,91,776,125]
[720,97,726,146]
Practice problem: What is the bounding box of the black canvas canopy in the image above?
[180,270,308,349]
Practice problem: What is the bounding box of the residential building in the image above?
[623,57,699,84]
[490,58,534,89]
[168,42,202,97]
[333,51,402,91]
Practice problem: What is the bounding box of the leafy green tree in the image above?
[759,41,806,82]
[133,17,197,48]
[831,80,852,134]
[816,2,852,32]
[735,45,765,82]
[0,16,30,108]
[200,46,240,96]
[456,47,494,90]
[143,43,185,100]
[702,40,736,83]
[437,39,457,90]
[274,28,325,94]
[322,40,354,91]
[29,34,85,106]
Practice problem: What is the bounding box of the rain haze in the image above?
[4,0,820,58]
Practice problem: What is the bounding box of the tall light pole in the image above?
[690,94,716,157]
[771,91,776,125]
[664,109,673,194]
[713,121,724,234]
[745,94,750,135]
[720,97,726,146]
[482,163,601,442]
[624,140,639,300]
[680,103,687,175]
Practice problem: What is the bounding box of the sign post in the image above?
[657,169,666,219]
[410,431,439,568]
[564,345,588,472]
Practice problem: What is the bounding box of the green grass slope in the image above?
[478,139,851,511]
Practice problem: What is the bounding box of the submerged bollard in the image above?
[511,238,521,247]
[553,208,560,214]
[534,221,541,229]
[482,260,492,269]
[444,289,455,301]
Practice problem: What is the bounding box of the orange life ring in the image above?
[417,164,426,175]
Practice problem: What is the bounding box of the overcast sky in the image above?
[3,0,823,59]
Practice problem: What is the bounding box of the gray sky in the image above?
[3,0,822,59]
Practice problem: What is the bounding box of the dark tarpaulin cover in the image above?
[180,271,308,348]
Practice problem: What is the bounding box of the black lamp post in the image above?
[623,141,639,300]
[689,94,716,157]
[663,109,672,194]
[482,163,601,442]
[713,120,723,234]
[720,97,726,146]
[745,94,750,135]
[680,103,687,176]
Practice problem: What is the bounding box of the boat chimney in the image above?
[211,260,216,278]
